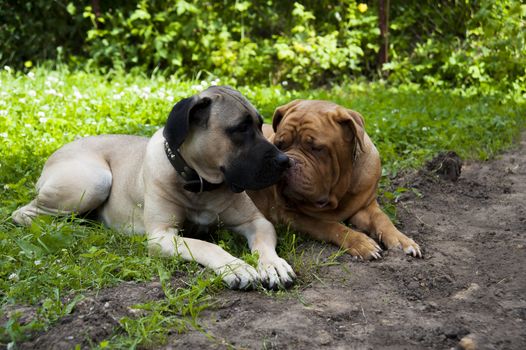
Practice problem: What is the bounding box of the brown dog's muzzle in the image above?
[279,154,335,209]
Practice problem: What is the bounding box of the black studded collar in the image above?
[163,140,224,193]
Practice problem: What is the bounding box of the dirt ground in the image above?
[11,134,526,350]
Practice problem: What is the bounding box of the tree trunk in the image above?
[92,0,101,28]
[378,0,389,76]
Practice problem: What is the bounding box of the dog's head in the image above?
[271,99,365,210]
[164,86,290,193]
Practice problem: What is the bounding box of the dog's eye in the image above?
[229,116,252,134]
[311,144,325,153]
[236,122,250,133]
[275,139,285,150]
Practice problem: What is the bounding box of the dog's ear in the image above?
[163,96,212,149]
[272,99,302,132]
[338,108,365,153]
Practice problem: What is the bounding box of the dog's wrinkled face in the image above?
[164,86,290,193]
[272,100,365,210]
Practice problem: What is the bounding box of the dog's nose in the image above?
[274,153,291,169]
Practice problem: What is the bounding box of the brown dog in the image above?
[248,100,421,260]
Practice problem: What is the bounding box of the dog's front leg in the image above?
[143,195,258,289]
[222,196,296,289]
[350,200,422,257]
[284,211,383,260]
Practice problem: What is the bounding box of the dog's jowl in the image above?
[12,86,295,290]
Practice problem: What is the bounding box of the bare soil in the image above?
[9,135,526,349]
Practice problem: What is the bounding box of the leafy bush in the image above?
[0,1,524,94]
[271,2,379,87]
[0,1,87,68]
[386,0,526,96]
[82,0,379,87]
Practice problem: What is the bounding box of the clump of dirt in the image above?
[7,135,526,349]
[426,151,463,181]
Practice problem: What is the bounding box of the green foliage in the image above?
[271,2,379,87]
[82,0,379,87]
[386,0,526,96]
[0,1,88,68]
[1,1,524,94]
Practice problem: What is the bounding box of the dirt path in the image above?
[15,134,526,349]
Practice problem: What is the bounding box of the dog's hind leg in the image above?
[12,159,112,226]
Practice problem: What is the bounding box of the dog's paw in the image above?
[12,207,34,227]
[215,259,259,290]
[381,232,422,258]
[343,231,383,260]
[401,237,422,258]
[258,257,296,290]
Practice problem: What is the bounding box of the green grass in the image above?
[1,67,525,348]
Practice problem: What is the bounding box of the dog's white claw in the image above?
[397,237,422,258]
[372,251,382,260]
[412,245,422,258]
[267,267,279,289]
[404,245,423,258]
[259,267,269,283]
[216,259,259,290]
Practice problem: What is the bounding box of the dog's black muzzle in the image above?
[222,140,290,193]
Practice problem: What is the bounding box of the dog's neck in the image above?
[163,140,223,193]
